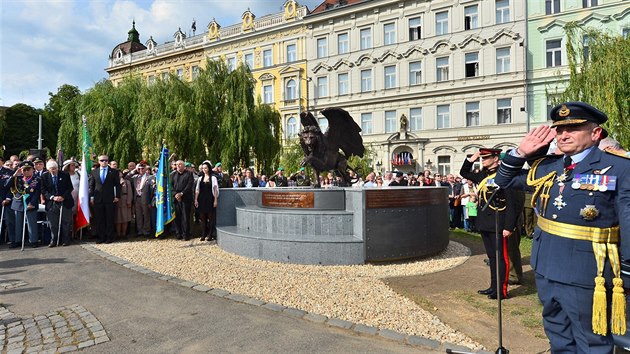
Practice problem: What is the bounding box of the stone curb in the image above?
[82,244,482,352]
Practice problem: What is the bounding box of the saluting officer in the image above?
[495,102,630,353]
[291,167,311,187]
[460,148,524,300]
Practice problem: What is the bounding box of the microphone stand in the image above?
[447,185,508,354]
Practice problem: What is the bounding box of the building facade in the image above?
[106,0,309,139]
[526,0,630,125]
[304,0,528,175]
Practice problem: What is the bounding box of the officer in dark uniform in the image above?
[213,163,231,188]
[0,158,15,245]
[495,102,630,353]
[269,167,288,187]
[290,167,311,186]
[460,148,524,300]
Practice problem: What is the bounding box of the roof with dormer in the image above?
[110,21,147,59]
[309,0,367,15]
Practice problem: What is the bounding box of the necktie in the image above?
[563,156,573,169]
[53,175,58,194]
[101,169,106,183]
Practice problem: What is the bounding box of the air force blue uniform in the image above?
[496,102,630,353]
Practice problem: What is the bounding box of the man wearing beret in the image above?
[460,148,524,300]
[495,102,630,352]
[269,167,289,187]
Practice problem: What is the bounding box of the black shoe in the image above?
[200,236,206,241]
[48,243,56,248]
[488,293,508,300]
[31,243,39,248]
[9,243,20,248]
[96,240,104,244]
[477,288,493,295]
[62,243,69,247]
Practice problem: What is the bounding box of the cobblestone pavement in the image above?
[0,278,109,354]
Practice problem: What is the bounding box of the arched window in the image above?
[286,79,297,100]
[286,117,298,139]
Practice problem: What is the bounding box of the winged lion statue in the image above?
[299,107,365,187]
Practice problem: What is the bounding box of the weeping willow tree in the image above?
[56,58,281,169]
[561,23,630,148]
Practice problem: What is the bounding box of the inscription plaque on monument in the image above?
[262,191,315,208]
[366,188,445,209]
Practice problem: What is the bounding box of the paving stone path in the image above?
[1,278,109,354]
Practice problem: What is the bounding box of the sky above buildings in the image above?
[0,0,323,109]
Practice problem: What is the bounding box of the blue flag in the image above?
[155,145,175,237]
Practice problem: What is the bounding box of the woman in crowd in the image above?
[114,170,133,240]
[195,161,219,241]
[62,159,80,236]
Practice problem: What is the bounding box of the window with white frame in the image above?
[360,28,372,50]
[546,0,560,15]
[409,17,421,41]
[465,52,479,78]
[263,85,273,104]
[623,28,630,40]
[437,155,451,175]
[466,102,480,126]
[338,73,349,95]
[176,68,184,80]
[244,53,254,69]
[361,113,373,134]
[583,0,598,7]
[148,75,156,85]
[384,65,396,89]
[497,98,512,124]
[317,37,328,58]
[227,57,236,72]
[286,44,297,62]
[263,49,273,67]
[496,0,510,24]
[318,118,329,132]
[361,69,372,92]
[436,57,449,82]
[161,72,169,81]
[435,11,448,36]
[437,104,450,129]
[546,39,562,67]
[385,110,397,133]
[464,5,478,30]
[338,33,349,54]
[409,61,422,85]
[191,66,199,80]
[317,77,328,98]
[410,108,422,130]
[496,47,511,73]
[285,79,297,100]
[286,117,298,139]
[384,23,396,45]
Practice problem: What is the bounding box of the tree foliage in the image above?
[4,104,41,158]
[55,59,281,169]
[561,23,630,148]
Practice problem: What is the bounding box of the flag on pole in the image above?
[75,116,93,231]
[155,145,175,237]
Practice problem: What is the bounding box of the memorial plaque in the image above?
[366,188,446,209]
[262,191,315,208]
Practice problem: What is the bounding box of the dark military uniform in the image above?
[291,171,311,187]
[0,165,15,245]
[496,102,630,353]
[460,154,523,299]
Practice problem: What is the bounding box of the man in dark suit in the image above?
[496,102,630,352]
[132,163,155,237]
[41,160,74,246]
[171,160,194,240]
[89,154,120,244]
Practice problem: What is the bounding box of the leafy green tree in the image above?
[561,23,630,148]
[4,104,41,157]
[45,84,81,156]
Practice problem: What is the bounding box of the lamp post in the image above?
[425,159,433,172]
[376,160,382,173]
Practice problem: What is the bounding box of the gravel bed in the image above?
[95,239,481,350]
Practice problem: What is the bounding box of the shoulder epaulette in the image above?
[605,149,630,159]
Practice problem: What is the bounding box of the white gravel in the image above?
[95,239,482,350]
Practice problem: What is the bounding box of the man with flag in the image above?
[75,116,93,235]
[155,145,175,237]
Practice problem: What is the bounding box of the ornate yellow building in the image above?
[106,0,309,141]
